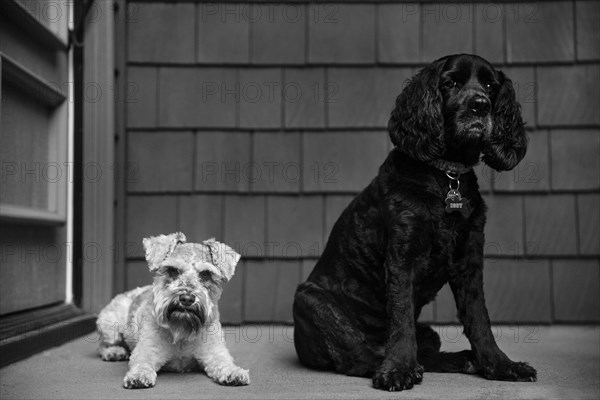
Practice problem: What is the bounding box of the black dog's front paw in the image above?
[481,359,537,382]
[372,364,424,391]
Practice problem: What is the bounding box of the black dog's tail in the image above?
[417,323,478,374]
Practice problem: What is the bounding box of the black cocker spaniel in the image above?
[293,54,536,391]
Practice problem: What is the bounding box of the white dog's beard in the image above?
[154,289,212,343]
[162,303,208,343]
[169,302,203,327]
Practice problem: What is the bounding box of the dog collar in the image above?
[427,159,473,175]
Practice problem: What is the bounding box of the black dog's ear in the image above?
[482,71,528,171]
[388,60,445,161]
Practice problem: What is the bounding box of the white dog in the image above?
[96,232,250,388]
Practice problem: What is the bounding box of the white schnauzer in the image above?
[96,232,250,388]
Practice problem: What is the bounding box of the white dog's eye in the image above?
[199,270,212,281]
[165,266,179,278]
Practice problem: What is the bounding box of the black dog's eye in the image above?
[165,267,179,278]
[484,82,494,90]
[199,270,212,281]
[444,80,457,89]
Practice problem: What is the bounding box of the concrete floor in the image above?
[1,325,598,400]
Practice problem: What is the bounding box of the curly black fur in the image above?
[388,59,446,161]
[293,54,536,391]
[483,71,528,171]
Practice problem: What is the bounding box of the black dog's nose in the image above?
[179,293,195,307]
[468,95,491,116]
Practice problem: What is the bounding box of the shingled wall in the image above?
[121,1,600,324]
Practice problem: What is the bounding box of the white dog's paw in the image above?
[212,365,250,386]
[123,367,157,389]
[100,345,129,361]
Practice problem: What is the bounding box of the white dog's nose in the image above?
[179,293,195,307]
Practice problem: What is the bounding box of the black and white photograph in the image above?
[0,0,599,399]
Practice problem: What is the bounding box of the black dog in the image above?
[293,54,536,391]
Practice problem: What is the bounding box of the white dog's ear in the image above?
[143,232,186,271]
[203,238,241,282]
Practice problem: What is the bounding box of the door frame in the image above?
[0,0,117,367]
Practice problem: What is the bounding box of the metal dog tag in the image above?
[445,190,470,217]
